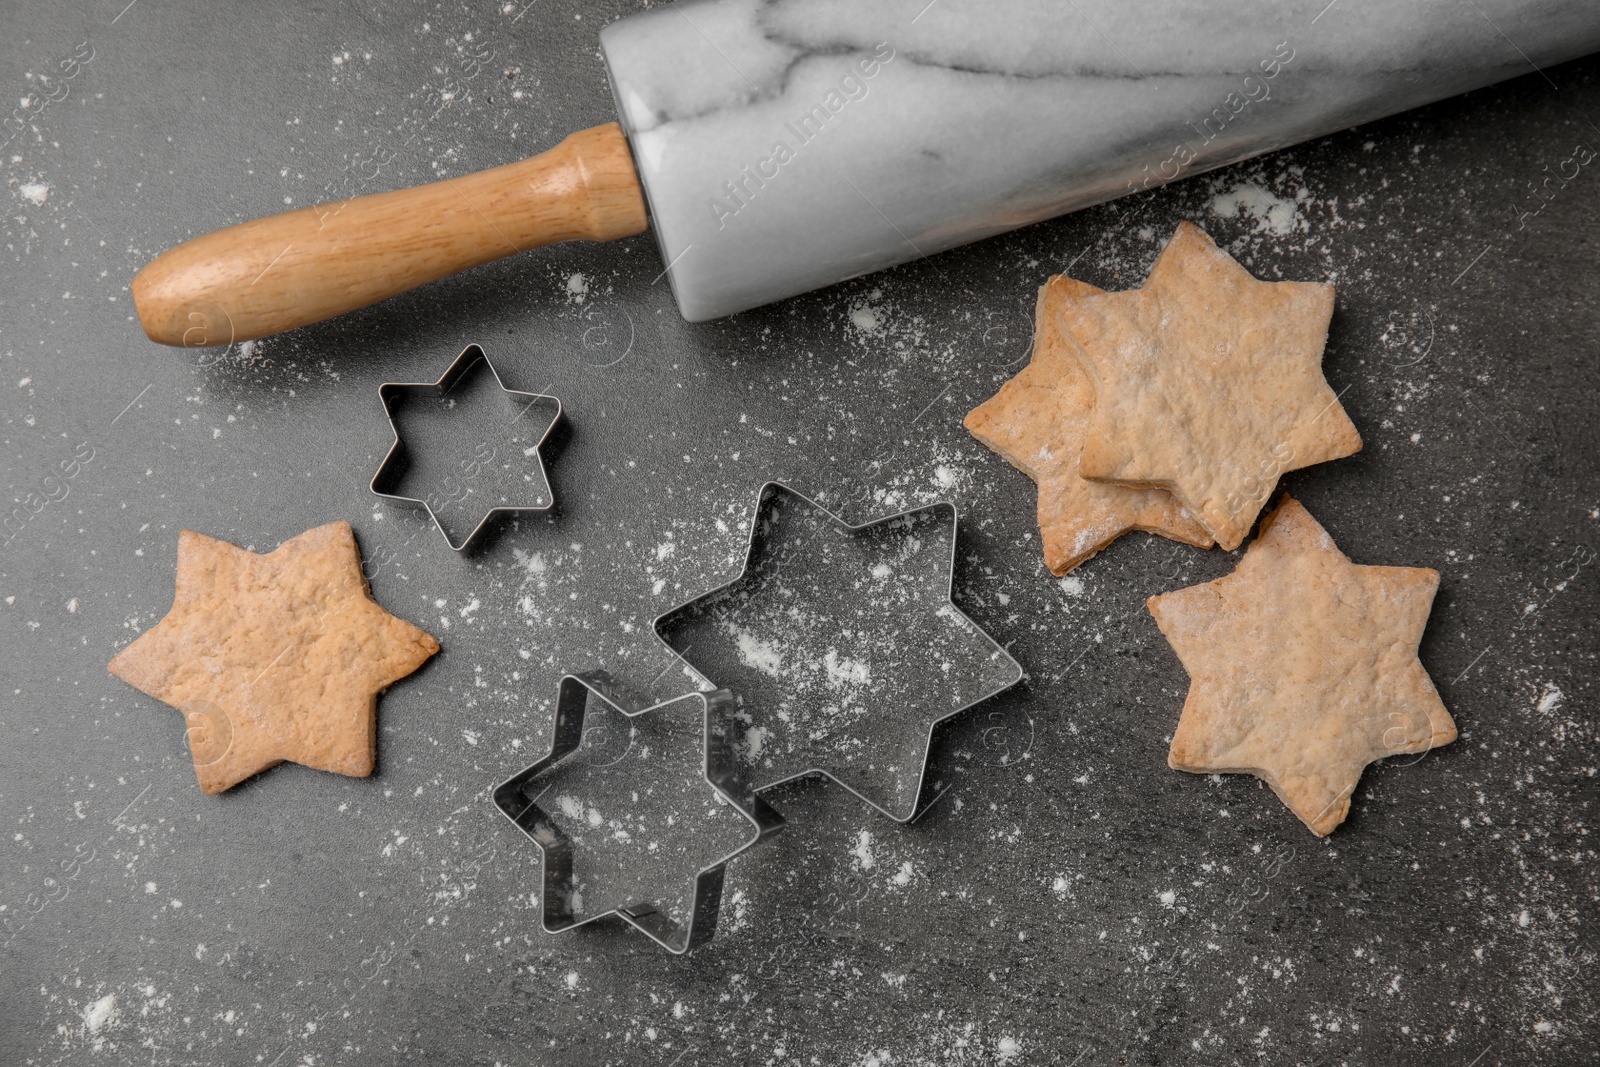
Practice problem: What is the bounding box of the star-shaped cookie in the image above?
[655,483,1022,821]
[1147,496,1455,836]
[109,521,440,793]
[965,275,1213,574]
[1061,222,1362,550]
[493,673,783,954]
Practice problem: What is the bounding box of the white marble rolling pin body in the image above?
[600,0,1600,320]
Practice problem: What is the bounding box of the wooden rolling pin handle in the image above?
[132,122,649,347]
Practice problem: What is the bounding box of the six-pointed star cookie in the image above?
[1147,496,1455,836]
[493,673,783,954]
[371,343,562,551]
[109,521,440,794]
[654,483,1023,821]
[966,275,1213,574]
[1061,222,1362,550]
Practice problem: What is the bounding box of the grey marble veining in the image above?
[601,0,1600,320]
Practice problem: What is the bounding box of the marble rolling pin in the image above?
[134,0,1600,345]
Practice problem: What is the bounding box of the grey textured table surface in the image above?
[2,2,1597,1065]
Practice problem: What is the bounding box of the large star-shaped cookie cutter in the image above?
[370,343,561,551]
[492,672,784,954]
[653,482,1025,823]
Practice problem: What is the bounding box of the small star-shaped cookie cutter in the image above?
[370,343,561,551]
[653,481,1025,823]
[492,671,785,954]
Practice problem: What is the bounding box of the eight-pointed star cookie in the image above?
[1061,222,1362,550]
[109,521,439,794]
[1147,496,1455,836]
[655,483,1023,821]
[493,673,783,954]
[965,275,1213,574]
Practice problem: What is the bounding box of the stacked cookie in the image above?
[968,223,1454,837]
[966,221,1361,572]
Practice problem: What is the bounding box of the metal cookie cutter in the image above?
[492,671,784,954]
[653,481,1024,823]
[370,343,561,551]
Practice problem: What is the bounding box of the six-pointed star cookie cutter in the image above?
[370,342,562,552]
[492,671,785,954]
[652,481,1025,823]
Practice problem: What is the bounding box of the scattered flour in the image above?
[556,795,585,821]
[822,648,870,687]
[728,625,785,677]
[1208,182,1304,235]
[17,181,50,206]
[743,723,771,759]
[850,829,875,871]
[512,547,547,577]
[83,993,117,1033]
